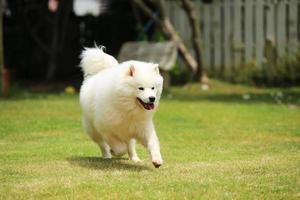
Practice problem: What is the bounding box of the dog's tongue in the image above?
[145,103,154,110]
[149,103,154,110]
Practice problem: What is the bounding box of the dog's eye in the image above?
[151,87,155,90]
[138,87,144,91]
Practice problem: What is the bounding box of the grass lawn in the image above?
[1,81,300,199]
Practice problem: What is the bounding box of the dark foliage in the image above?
[4,0,138,82]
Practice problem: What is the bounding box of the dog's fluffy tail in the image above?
[79,46,119,77]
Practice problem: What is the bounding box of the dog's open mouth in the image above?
[137,98,155,110]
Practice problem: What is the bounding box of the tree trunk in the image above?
[162,18,197,72]
[181,0,204,81]
[132,0,197,73]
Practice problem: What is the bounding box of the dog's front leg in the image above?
[142,123,163,168]
[127,138,141,162]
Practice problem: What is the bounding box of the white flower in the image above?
[276,91,283,98]
[201,84,209,91]
[242,94,251,100]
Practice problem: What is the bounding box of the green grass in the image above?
[1,81,300,199]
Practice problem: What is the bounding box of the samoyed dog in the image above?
[79,46,163,168]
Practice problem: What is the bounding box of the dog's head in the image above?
[122,61,163,111]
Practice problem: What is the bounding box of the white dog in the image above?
[79,46,163,168]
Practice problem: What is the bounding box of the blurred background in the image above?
[1,2,300,197]
[1,0,300,95]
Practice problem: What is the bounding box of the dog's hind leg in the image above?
[110,143,127,157]
[82,117,112,159]
[98,141,112,159]
[127,139,141,162]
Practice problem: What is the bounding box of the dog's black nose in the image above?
[149,97,156,103]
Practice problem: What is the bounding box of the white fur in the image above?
[79,47,163,167]
[80,46,119,76]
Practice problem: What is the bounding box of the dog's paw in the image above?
[152,158,163,168]
[102,154,112,159]
[131,156,142,163]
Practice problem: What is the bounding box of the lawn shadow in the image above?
[67,156,152,171]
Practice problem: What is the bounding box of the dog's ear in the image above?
[153,64,159,74]
[128,64,135,77]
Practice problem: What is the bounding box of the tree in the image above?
[181,0,203,81]
[132,0,204,82]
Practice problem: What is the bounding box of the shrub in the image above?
[218,50,300,86]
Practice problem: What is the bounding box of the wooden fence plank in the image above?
[288,0,299,52]
[276,0,287,56]
[223,0,232,72]
[245,0,254,63]
[169,1,177,31]
[255,0,264,68]
[174,1,181,32]
[203,3,212,69]
[180,4,191,44]
[164,0,299,75]
[233,0,243,70]
[213,0,222,71]
[165,2,170,21]
[266,0,276,46]
[198,1,204,45]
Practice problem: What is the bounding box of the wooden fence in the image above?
[165,0,300,74]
